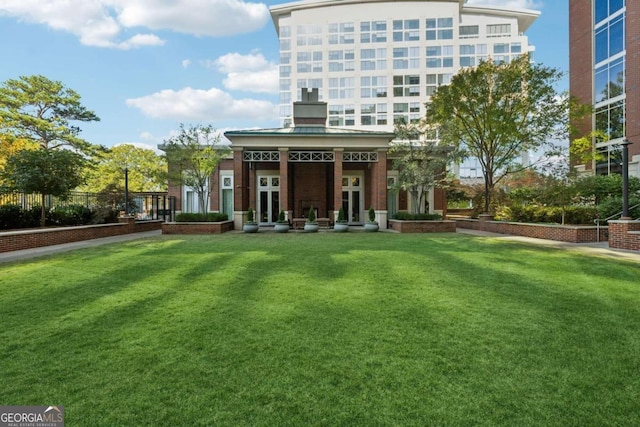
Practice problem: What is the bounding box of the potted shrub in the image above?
[333,206,349,232]
[243,207,259,233]
[365,206,379,232]
[274,210,289,233]
[304,205,319,233]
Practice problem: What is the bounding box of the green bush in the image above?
[90,207,119,224]
[175,212,228,222]
[393,212,443,220]
[0,204,24,230]
[498,205,598,225]
[22,206,51,227]
[277,210,287,223]
[50,205,93,226]
[0,205,21,229]
[596,197,640,222]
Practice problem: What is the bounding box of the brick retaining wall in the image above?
[608,220,640,251]
[456,219,607,243]
[0,218,163,253]
[389,220,456,233]
[162,221,234,234]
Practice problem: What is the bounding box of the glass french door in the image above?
[221,174,233,221]
[342,175,363,224]
[258,175,280,224]
[387,175,398,219]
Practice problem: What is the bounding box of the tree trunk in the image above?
[40,193,46,227]
[483,179,490,214]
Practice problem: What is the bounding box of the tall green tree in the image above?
[0,75,100,155]
[390,118,455,214]
[162,124,230,214]
[425,55,566,213]
[82,144,167,193]
[0,149,86,226]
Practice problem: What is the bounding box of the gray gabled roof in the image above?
[224,126,396,138]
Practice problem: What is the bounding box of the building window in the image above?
[487,23,511,37]
[459,25,479,38]
[595,14,624,64]
[426,73,452,97]
[595,57,624,103]
[595,144,623,175]
[595,99,625,141]
[595,0,624,24]
[328,21,354,45]
[377,103,388,125]
[393,75,420,97]
[361,76,387,98]
[425,17,453,40]
[426,45,453,68]
[360,20,387,43]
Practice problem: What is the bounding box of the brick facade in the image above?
[0,218,162,253]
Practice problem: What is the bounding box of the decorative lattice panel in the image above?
[243,151,280,162]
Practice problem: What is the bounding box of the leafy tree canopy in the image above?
[390,118,458,214]
[81,144,167,193]
[0,148,86,226]
[163,124,230,214]
[425,54,566,213]
[0,75,100,155]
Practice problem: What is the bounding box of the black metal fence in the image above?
[0,191,175,222]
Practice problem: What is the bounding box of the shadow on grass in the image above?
[1,232,640,425]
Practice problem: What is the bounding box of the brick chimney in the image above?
[293,88,327,127]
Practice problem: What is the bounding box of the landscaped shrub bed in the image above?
[0,204,117,230]
[495,205,598,225]
[175,212,228,222]
[393,212,443,220]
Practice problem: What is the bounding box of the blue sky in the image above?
[0,0,568,152]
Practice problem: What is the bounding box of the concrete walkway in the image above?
[1,228,639,264]
[0,230,162,264]
[456,228,640,263]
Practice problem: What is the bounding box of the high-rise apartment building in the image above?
[570,0,639,177]
[270,0,539,178]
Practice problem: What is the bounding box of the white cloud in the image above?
[125,87,277,122]
[466,0,541,9]
[0,0,270,49]
[215,52,271,73]
[182,59,192,68]
[215,52,279,94]
[116,0,269,37]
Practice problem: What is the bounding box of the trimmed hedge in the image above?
[175,212,228,222]
[495,205,598,225]
[393,212,443,221]
[0,204,118,230]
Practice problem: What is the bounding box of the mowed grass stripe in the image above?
[0,233,639,426]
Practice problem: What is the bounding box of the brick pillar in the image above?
[333,149,344,222]
[368,150,388,228]
[232,148,245,229]
[210,169,220,213]
[279,148,289,217]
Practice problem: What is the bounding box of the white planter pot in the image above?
[274,223,289,233]
[333,222,349,232]
[365,222,379,232]
[304,223,319,233]
[243,223,259,233]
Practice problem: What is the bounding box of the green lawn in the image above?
[1,233,639,426]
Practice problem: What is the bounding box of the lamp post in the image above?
[124,167,129,216]
[621,139,631,219]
